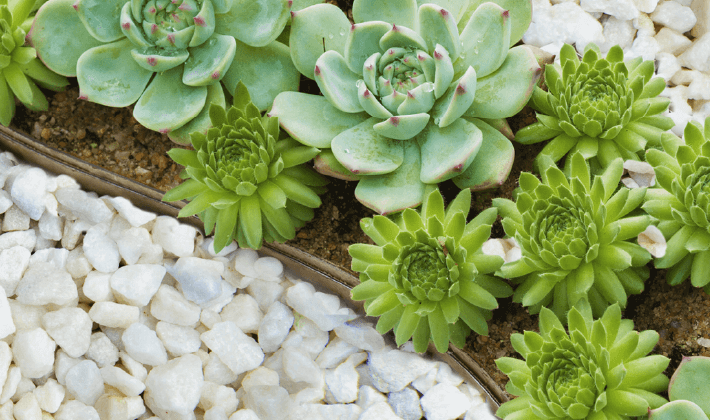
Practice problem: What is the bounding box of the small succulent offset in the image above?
[28,0,298,143]
[643,117,710,292]
[163,82,326,251]
[493,152,653,320]
[349,188,513,353]
[496,301,670,420]
[270,0,540,214]
[515,43,674,173]
[0,0,68,126]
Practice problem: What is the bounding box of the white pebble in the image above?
[359,401,402,420]
[10,168,47,220]
[258,301,294,353]
[420,383,471,420]
[0,366,21,404]
[83,224,120,274]
[156,321,202,356]
[100,366,146,397]
[42,307,92,358]
[334,319,385,353]
[151,216,196,257]
[144,354,204,415]
[367,349,438,393]
[86,332,119,368]
[243,385,292,420]
[150,284,201,326]
[110,264,165,307]
[199,381,238,415]
[115,227,152,265]
[54,400,100,420]
[89,301,139,328]
[678,32,710,72]
[316,337,359,369]
[325,358,359,403]
[122,323,168,366]
[0,246,29,296]
[14,262,77,307]
[247,279,285,312]
[0,230,36,252]
[0,190,12,213]
[65,360,104,406]
[12,328,56,378]
[0,287,15,339]
[283,347,323,387]
[166,257,224,305]
[14,393,42,420]
[201,322,265,376]
[204,352,241,385]
[388,387,423,420]
[233,248,259,277]
[105,196,156,227]
[38,211,63,241]
[2,205,30,232]
[221,294,264,334]
[82,271,114,302]
[32,378,65,413]
[651,1,697,33]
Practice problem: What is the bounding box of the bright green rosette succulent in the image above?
[496,300,670,420]
[515,43,674,173]
[349,188,513,353]
[163,82,326,251]
[270,0,540,214]
[493,152,653,320]
[643,117,710,292]
[0,0,68,126]
[28,0,298,143]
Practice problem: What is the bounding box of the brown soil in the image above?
[7,6,710,401]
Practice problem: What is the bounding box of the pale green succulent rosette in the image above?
[28,0,298,143]
[270,0,540,215]
[515,43,674,174]
[0,0,68,126]
[496,300,670,420]
[349,188,513,353]
[643,117,710,292]
[493,152,653,320]
[163,82,326,251]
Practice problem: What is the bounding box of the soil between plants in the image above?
[9,84,710,402]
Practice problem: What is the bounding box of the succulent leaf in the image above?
[75,0,125,42]
[164,82,326,251]
[352,0,417,27]
[214,0,290,48]
[453,118,515,190]
[351,188,510,351]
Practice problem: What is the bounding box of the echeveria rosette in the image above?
[643,117,710,293]
[349,188,513,353]
[270,0,540,215]
[496,300,670,420]
[163,82,327,251]
[28,0,298,143]
[0,0,68,126]
[515,43,674,174]
[493,152,653,320]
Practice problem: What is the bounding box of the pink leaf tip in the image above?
[122,21,131,29]
[363,89,371,97]
[434,50,442,59]
[392,24,398,31]
[453,163,463,171]
[72,1,78,10]
[390,116,399,126]
[146,57,157,66]
[159,128,170,134]
[211,71,220,79]
[288,0,292,6]
[290,10,296,18]
[167,33,176,45]
[78,93,88,100]
[314,65,321,76]
[194,16,205,26]
[456,83,466,94]
[440,8,448,16]
[502,10,509,17]
[407,90,414,99]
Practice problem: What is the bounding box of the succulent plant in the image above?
[496,300,670,420]
[515,43,674,173]
[643,117,710,292]
[162,82,326,251]
[28,0,299,143]
[349,188,513,353]
[269,0,540,214]
[493,152,653,320]
[0,0,68,126]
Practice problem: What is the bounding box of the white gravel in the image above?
[0,151,498,419]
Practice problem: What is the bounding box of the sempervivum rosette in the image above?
[270,0,540,215]
[644,117,710,292]
[496,300,669,419]
[29,0,298,142]
[493,152,653,319]
[350,188,512,353]
[515,43,674,173]
[163,82,326,251]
